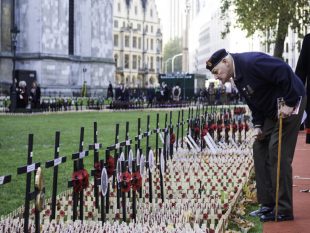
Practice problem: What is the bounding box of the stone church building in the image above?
[0,0,115,97]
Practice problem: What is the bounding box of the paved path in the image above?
[263,131,310,233]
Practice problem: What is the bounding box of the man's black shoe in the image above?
[249,206,273,217]
[260,211,294,222]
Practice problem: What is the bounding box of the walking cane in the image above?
[275,112,283,222]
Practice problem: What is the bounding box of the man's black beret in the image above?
[206,49,228,71]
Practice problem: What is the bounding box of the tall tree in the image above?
[163,37,183,73]
[221,0,310,58]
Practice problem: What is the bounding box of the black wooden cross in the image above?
[68,127,89,221]
[169,111,174,159]
[45,131,67,221]
[144,115,152,164]
[163,113,168,170]
[181,109,184,148]
[176,110,180,151]
[17,134,41,233]
[158,148,165,202]
[135,118,144,155]
[0,174,11,186]
[88,122,103,209]
[153,113,160,164]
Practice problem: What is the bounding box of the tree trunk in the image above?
[273,10,290,59]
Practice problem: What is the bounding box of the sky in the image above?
[155,0,170,44]
[155,0,186,45]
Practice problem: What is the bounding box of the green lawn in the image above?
[0,110,181,216]
[0,109,262,232]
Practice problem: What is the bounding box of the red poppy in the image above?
[44,209,50,216]
[106,156,115,178]
[120,171,132,192]
[131,171,142,191]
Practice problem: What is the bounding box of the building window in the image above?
[118,3,121,12]
[150,39,154,50]
[151,25,153,33]
[114,20,118,28]
[138,38,142,49]
[114,35,119,47]
[150,57,154,69]
[132,55,137,69]
[147,39,149,50]
[137,24,141,31]
[135,6,138,15]
[125,35,130,47]
[125,54,130,69]
[150,9,153,17]
[133,36,137,48]
[69,0,74,55]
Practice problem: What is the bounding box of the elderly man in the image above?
[206,49,306,222]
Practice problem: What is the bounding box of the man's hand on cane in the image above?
[253,126,264,140]
[279,104,294,118]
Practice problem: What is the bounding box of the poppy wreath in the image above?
[120,171,132,193]
[72,169,89,193]
[170,133,176,144]
[94,162,101,179]
[131,171,142,191]
[106,156,115,178]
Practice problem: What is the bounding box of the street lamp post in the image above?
[171,53,182,73]
[10,25,20,112]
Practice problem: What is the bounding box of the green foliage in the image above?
[221,0,310,58]
[163,37,183,73]
[81,81,87,97]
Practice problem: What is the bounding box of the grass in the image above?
[0,109,262,232]
[0,110,180,216]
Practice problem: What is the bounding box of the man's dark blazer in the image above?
[296,34,310,143]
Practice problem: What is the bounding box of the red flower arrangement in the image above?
[106,156,115,178]
[72,168,89,193]
[131,171,142,191]
[120,171,132,192]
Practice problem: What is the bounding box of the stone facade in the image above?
[0,0,115,97]
[113,0,163,88]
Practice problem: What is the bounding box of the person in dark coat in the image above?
[107,82,114,99]
[30,81,41,109]
[206,49,306,222]
[295,34,310,143]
